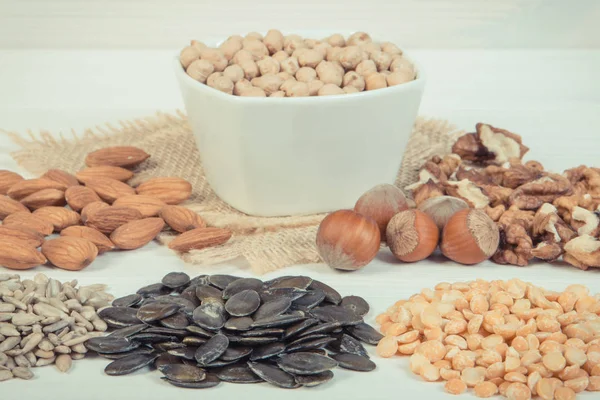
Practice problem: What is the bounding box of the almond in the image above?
[42,169,80,187]
[0,170,24,195]
[85,177,135,203]
[159,205,206,233]
[42,237,98,271]
[136,177,192,205]
[76,166,134,183]
[85,206,143,234]
[2,212,54,236]
[168,227,232,252]
[20,188,66,209]
[81,201,111,223]
[112,195,166,218]
[0,241,47,270]
[0,195,30,220]
[65,186,103,211]
[33,207,81,232]
[85,146,150,168]
[7,178,67,200]
[110,217,165,250]
[60,226,115,253]
[0,226,45,248]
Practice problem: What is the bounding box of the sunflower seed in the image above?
[215,363,262,383]
[249,342,286,361]
[344,323,384,345]
[11,366,33,379]
[294,370,334,387]
[159,363,206,382]
[252,297,292,321]
[224,317,253,331]
[195,333,229,366]
[104,352,159,375]
[332,353,376,371]
[225,290,261,317]
[247,361,299,389]
[55,354,72,372]
[222,278,263,300]
[192,302,226,331]
[277,352,338,375]
[308,280,341,305]
[208,275,241,289]
[112,294,143,308]
[162,272,191,289]
[162,373,221,389]
[0,369,13,381]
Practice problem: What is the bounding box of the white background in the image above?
[1,1,600,399]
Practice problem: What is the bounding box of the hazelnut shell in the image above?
[386,209,439,262]
[354,184,409,241]
[441,208,500,265]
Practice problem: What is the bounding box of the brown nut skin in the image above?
[387,209,439,262]
[316,209,380,271]
[441,208,500,265]
[354,184,409,242]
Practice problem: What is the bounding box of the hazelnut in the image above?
[342,71,366,91]
[307,80,325,96]
[326,33,346,47]
[263,29,284,54]
[318,83,345,96]
[186,59,214,83]
[296,67,317,83]
[418,196,470,231]
[223,64,244,83]
[256,57,280,76]
[441,209,500,265]
[298,49,324,68]
[316,209,381,271]
[354,184,410,241]
[365,73,388,91]
[387,210,439,262]
[272,50,289,63]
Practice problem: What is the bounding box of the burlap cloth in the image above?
[5,112,463,274]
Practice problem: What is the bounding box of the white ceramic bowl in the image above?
[174,41,425,217]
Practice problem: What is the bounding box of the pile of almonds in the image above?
[0,273,112,381]
[180,30,416,97]
[376,279,600,399]
[0,146,232,271]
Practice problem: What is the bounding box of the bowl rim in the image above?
[174,38,425,103]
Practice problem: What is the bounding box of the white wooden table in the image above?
[1,49,599,400]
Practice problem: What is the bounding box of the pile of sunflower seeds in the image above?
[89,273,383,389]
[0,273,112,382]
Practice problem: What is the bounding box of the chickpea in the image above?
[239,86,266,97]
[245,31,263,41]
[269,90,285,97]
[233,49,254,65]
[263,29,284,54]
[339,46,364,70]
[206,72,223,87]
[280,78,298,93]
[381,41,403,55]
[219,39,243,61]
[316,61,343,86]
[381,70,391,76]
[347,31,372,46]
[326,33,346,47]
[365,73,388,91]
[298,49,324,69]
[272,50,289,63]
[256,57,280,76]
[296,67,317,82]
[326,46,343,62]
[387,70,414,86]
[343,86,360,94]
[280,57,300,75]
[190,40,207,54]
[360,42,382,57]
[355,59,378,77]
[342,71,365,91]
[227,35,244,42]
[207,74,234,94]
[201,48,228,72]
[233,79,253,95]
[238,60,260,80]
[330,61,345,76]
[390,56,416,76]
[243,39,269,61]
[180,45,201,69]
[371,50,393,72]
[285,81,310,97]
[251,75,284,95]
[292,48,309,59]
[186,59,214,83]
[307,79,324,96]
[283,35,306,55]
[223,64,244,83]
[277,71,292,80]
[313,42,331,58]
[318,83,345,96]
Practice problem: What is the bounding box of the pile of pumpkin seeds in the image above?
[88,273,383,389]
[0,273,111,382]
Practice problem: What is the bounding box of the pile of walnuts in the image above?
[180,30,416,97]
[406,123,600,270]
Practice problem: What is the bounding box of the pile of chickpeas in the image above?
[179,30,416,97]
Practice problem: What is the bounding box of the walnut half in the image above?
[452,123,529,166]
